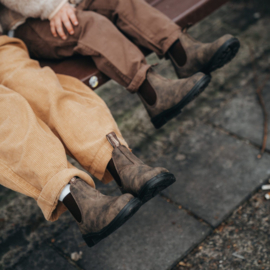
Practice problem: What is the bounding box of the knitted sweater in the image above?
[0,0,83,34]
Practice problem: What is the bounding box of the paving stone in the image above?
[0,193,74,269]
[210,78,270,151]
[155,124,270,227]
[13,244,75,270]
[54,196,211,270]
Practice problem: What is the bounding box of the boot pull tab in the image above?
[106,132,121,148]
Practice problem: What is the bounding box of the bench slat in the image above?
[39,0,229,89]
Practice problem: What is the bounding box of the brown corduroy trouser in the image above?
[15,0,180,93]
[0,36,128,222]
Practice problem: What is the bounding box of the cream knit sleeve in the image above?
[48,0,68,20]
[0,0,68,20]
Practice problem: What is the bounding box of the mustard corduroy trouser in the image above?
[0,36,128,222]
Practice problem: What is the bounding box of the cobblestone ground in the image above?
[1,0,270,269]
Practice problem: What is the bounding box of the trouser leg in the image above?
[0,36,128,185]
[74,10,151,92]
[82,0,180,56]
[0,84,94,221]
[15,11,151,93]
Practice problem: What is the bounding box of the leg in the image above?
[0,85,142,246]
[0,84,94,222]
[15,11,151,93]
[0,36,176,188]
[0,37,176,246]
[0,36,128,182]
[84,0,240,78]
[82,0,180,56]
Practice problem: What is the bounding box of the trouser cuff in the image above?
[37,168,95,221]
[126,64,151,93]
[161,28,181,55]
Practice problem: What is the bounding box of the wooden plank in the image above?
[40,56,109,88]
[39,0,229,90]
[161,0,230,27]
[143,0,229,27]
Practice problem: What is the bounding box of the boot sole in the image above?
[202,37,240,74]
[151,74,211,129]
[82,197,141,247]
[138,172,176,204]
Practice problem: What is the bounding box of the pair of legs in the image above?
[15,0,240,129]
[0,36,175,246]
[15,0,180,90]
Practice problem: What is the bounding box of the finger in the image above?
[55,18,66,40]
[50,21,57,37]
[62,13,74,34]
[67,8,79,26]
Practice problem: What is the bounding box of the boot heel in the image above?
[151,75,211,129]
[138,172,176,204]
[203,38,240,74]
[151,107,182,129]
[83,235,96,247]
[151,115,170,129]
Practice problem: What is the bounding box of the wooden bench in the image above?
[39,0,229,90]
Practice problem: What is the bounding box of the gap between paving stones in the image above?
[167,231,214,270]
[161,170,270,230]
[159,194,214,229]
[208,122,270,156]
[47,242,85,270]
[169,176,270,270]
[207,73,270,154]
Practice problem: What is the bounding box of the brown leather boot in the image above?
[138,69,211,129]
[106,132,176,203]
[168,32,240,79]
[70,177,141,247]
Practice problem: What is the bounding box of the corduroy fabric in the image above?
[0,36,128,221]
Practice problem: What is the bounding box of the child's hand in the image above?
[50,3,79,40]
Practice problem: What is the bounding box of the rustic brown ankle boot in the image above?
[168,32,240,78]
[138,69,211,129]
[70,177,141,247]
[106,132,176,203]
